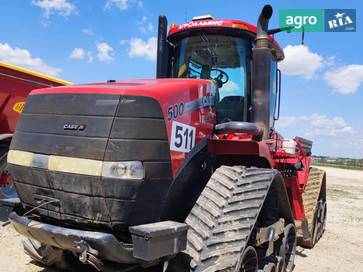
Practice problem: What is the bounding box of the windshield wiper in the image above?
[200,32,218,67]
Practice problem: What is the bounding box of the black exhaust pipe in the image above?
[256,5,273,49]
[250,5,274,139]
[156,16,169,78]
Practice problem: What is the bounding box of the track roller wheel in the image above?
[239,246,258,272]
[261,262,276,272]
[300,199,327,248]
[314,200,327,242]
[278,224,296,272]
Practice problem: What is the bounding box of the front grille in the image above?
[9,93,173,231]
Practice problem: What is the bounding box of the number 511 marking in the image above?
[170,121,196,152]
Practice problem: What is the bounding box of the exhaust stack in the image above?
[156,16,169,78]
[256,5,273,49]
[250,5,274,139]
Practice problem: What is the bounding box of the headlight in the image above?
[102,161,144,180]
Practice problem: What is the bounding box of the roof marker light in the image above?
[192,15,214,21]
[232,23,249,30]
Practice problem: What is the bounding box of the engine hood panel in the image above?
[8,78,216,233]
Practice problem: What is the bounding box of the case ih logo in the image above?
[63,124,86,131]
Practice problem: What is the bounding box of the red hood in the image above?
[30,78,212,96]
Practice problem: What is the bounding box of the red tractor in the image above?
[8,5,326,272]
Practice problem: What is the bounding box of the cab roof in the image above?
[168,18,284,60]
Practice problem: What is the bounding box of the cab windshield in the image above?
[173,34,250,122]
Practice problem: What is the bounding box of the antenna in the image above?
[301,26,305,45]
[267,26,294,35]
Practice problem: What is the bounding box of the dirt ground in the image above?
[294,167,363,272]
[1,166,363,272]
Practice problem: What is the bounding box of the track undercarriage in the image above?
[19,165,326,272]
[167,166,298,272]
[298,168,327,248]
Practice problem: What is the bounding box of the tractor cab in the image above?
[173,33,250,124]
[157,14,284,137]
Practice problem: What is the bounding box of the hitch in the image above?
[75,240,103,271]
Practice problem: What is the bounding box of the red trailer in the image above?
[0,61,71,199]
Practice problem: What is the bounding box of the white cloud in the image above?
[0,42,62,76]
[276,114,355,137]
[138,16,153,34]
[69,48,93,63]
[276,116,298,129]
[278,44,363,95]
[96,42,114,62]
[105,0,128,10]
[323,64,363,94]
[324,56,336,67]
[104,0,141,11]
[304,114,355,137]
[69,48,85,59]
[129,37,157,61]
[279,45,324,79]
[82,28,94,36]
[32,0,77,17]
[87,52,94,63]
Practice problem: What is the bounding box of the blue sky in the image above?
[0,0,362,158]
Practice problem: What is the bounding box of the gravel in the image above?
[1,166,362,271]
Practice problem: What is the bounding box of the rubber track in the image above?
[297,167,325,246]
[184,166,277,272]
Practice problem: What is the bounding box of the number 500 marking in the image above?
[170,121,196,152]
